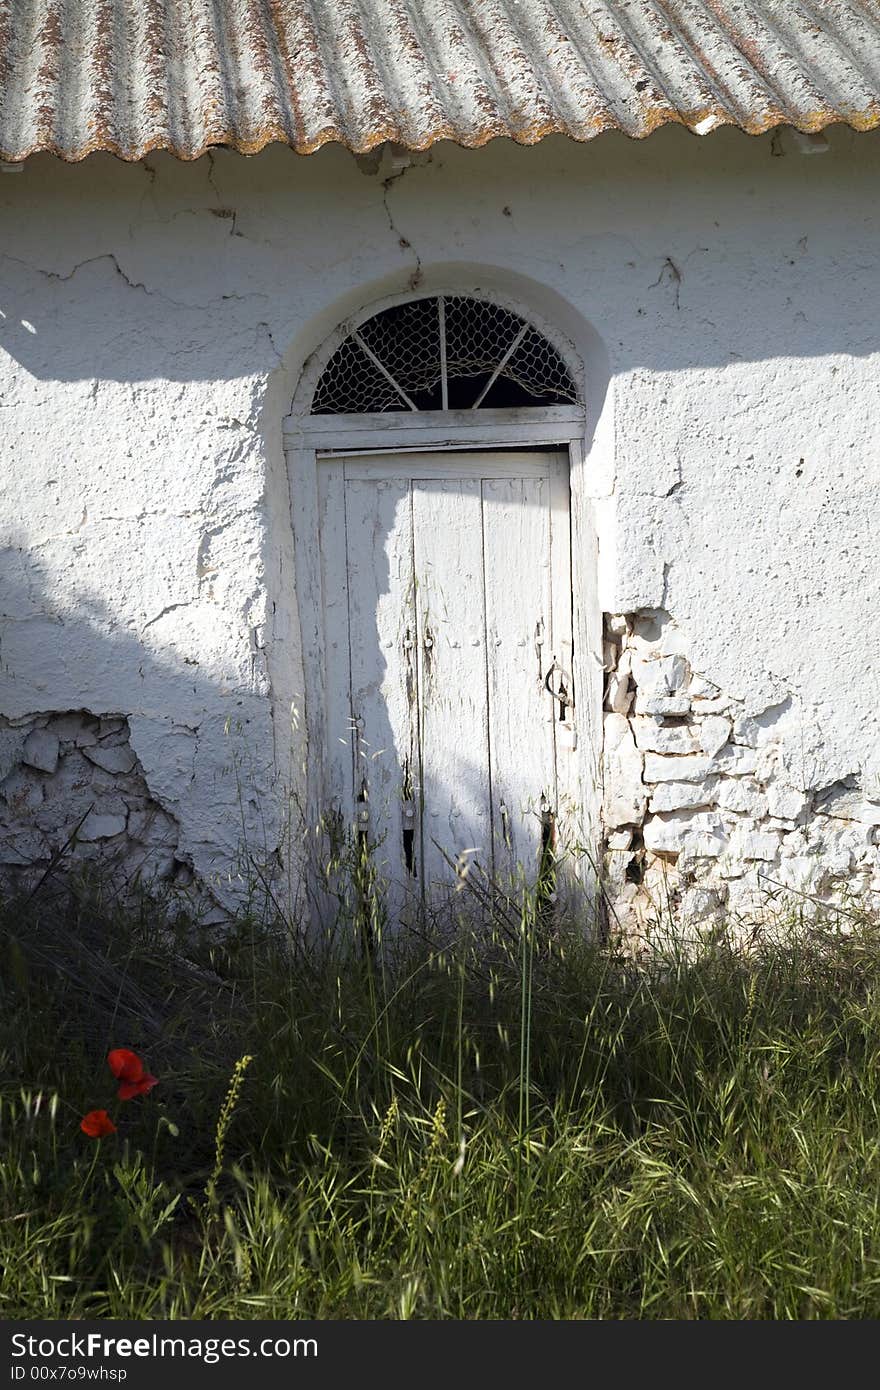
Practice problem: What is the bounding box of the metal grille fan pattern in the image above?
[311,296,579,413]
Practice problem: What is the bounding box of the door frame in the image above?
[283,406,604,903]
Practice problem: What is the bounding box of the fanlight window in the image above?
[311,296,579,414]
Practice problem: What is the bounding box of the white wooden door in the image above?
[317,450,574,924]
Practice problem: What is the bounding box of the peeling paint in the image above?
[601,612,880,942]
[1,133,879,932]
[0,709,193,892]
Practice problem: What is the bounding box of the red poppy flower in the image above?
[80,1109,117,1138]
[107,1048,159,1101]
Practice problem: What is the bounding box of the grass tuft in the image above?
[3,879,880,1318]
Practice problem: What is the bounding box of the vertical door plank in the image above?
[548,458,577,858]
[318,463,355,824]
[344,477,420,927]
[567,438,603,898]
[293,446,339,926]
[482,474,555,885]
[413,478,492,904]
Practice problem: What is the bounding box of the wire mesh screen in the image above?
[311,296,579,413]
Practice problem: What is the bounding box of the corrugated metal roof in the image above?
[1,0,879,163]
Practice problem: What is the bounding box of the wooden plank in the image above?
[289,445,340,926]
[317,461,354,825]
[482,473,556,888]
[342,451,552,481]
[343,477,421,930]
[568,438,604,894]
[549,454,576,811]
[412,477,492,906]
[547,455,577,900]
[285,404,584,437]
[286,407,584,453]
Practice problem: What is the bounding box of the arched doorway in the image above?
[285,292,600,929]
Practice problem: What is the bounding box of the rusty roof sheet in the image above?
[1,0,880,163]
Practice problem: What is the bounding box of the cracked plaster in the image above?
[0,126,878,923]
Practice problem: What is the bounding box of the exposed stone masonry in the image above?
[602,612,880,938]
[0,711,191,894]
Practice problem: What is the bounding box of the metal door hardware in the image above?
[544,661,575,712]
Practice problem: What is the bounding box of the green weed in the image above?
[3,879,880,1318]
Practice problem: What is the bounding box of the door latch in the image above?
[544,660,575,712]
[544,660,577,748]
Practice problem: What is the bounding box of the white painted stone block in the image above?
[606,670,633,714]
[99,718,127,737]
[766,783,807,819]
[689,674,721,700]
[643,753,713,784]
[734,831,780,862]
[127,809,178,845]
[680,831,726,859]
[679,886,724,920]
[712,746,758,776]
[1,769,45,815]
[0,828,48,865]
[634,693,692,716]
[659,655,689,693]
[602,713,647,828]
[717,779,768,818]
[92,795,129,819]
[629,651,689,696]
[775,856,819,892]
[719,856,746,879]
[0,728,27,781]
[643,810,723,854]
[633,718,701,755]
[130,848,177,882]
[79,811,128,841]
[83,743,138,774]
[820,849,854,877]
[649,777,719,812]
[22,730,60,774]
[657,625,690,659]
[49,714,93,741]
[692,695,734,715]
[731,715,760,748]
[643,814,685,853]
[814,787,875,824]
[629,652,665,693]
[607,828,633,851]
[699,715,732,758]
[725,875,766,915]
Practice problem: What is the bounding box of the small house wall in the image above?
[1,125,878,929]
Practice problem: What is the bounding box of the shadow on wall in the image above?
[0,538,559,926]
[0,133,878,390]
[0,541,284,918]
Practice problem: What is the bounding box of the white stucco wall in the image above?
[1,123,878,927]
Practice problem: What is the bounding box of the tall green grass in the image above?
[3,878,880,1318]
